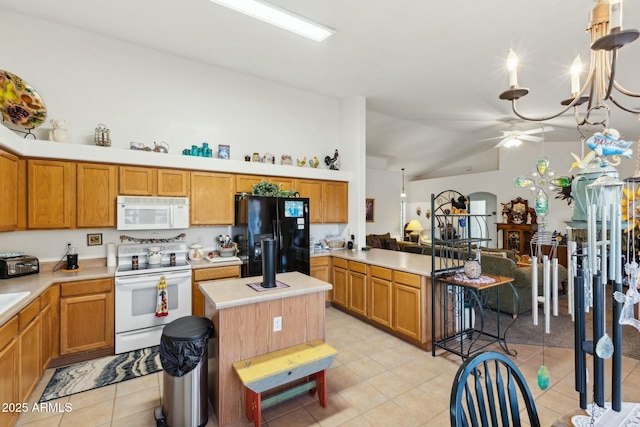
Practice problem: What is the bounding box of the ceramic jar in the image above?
[188,243,204,260]
[463,258,481,279]
[148,247,163,264]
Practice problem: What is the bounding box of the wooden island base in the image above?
[200,272,332,426]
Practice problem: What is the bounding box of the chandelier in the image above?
[499,0,640,128]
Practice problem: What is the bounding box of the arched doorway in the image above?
[468,191,498,248]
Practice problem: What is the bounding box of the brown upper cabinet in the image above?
[236,176,347,224]
[119,166,190,197]
[235,174,294,195]
[0,149,19,231]
[76,163,118,228]
[322,181,348,223]
[119,166,154,195]
[157,168,191,196]
[191,171,235,225]
[14,157,347,230]
[27,159,76,229]
[294,179,323,223]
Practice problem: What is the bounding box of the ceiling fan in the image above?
[478,123,554,148]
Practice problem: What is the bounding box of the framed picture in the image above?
[366,198,375,222]
[87,233,102,246]
[218,144,230,160]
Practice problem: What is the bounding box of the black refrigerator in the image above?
[235,195,310,277]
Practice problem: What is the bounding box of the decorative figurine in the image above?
[94,123,110,146]
[324,149,339,170]
[309,156,320,168]
[281,154,293,165]
[296,156,307,167]
[263,153,274,164]
[50,119,71,143]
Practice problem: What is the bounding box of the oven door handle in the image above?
[115,270,192,284]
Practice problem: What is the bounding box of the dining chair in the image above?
[450,351,540,427]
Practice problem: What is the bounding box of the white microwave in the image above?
[116,196,190,230]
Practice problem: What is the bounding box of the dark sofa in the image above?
[365,234,568,315]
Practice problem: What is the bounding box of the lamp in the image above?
[499,0,640,127]
[208,0,335,42]
[405,219,424,243]
[405,219,424,232]
[400,168,407,198]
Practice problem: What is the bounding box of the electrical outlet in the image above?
[273,316,282,332]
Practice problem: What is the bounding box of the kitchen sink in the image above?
[0,291,31,317]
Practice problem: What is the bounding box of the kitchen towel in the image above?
[106,243,116,267]
[155,276,168,317]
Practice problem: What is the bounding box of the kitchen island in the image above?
[199,271,332,426]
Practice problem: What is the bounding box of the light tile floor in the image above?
[17,306,640,427]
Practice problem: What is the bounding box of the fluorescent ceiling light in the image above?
[209,0,335,42]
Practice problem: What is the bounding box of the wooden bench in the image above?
[232,340,337,427]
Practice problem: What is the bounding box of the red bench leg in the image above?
[316,370,327,408]
[245,388,261,427]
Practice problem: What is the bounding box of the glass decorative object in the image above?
[94,123,111,146]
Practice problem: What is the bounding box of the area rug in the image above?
[39,346,161,402]
[571,402,640,426]
[478,296,640,359]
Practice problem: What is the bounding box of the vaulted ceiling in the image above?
[3,0,640,180]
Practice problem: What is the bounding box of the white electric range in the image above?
[114,242,192,354]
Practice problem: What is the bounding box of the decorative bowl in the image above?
[219,243,238,257]
[326,238,345,249]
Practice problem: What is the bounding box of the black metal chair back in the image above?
[450,351,540,427]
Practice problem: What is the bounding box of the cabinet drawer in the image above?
[310,256,329,267]
[194,265,241,281]
[394,271,421,289]
[18,298,40,331]
[332,258,348,269]
[0,316,18,350]
[60,278,112,297]
[348,261,367,274]
[370,265,392,281]
[40,286,57,308]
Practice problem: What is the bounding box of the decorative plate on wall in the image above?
[0,70,47,129]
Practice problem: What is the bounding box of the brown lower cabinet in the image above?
[0,317,19,427]
[59,278,114,355]
[310,256,331,300]
[331,258,348,307]
[370,266,393,328]
[192,265,241,317]
[18,298,42,402]
[0,284,61,427]
[348,261,367,317]
[331,259,428,347]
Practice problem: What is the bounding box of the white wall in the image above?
[1,10,340,159]
[0,10,363,261]
[407,140,638,244]
[365,157,404,238]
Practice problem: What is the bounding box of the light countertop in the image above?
[199,271,332,310]
[0,265,116,326]
[188,257,243,269]
[1,249,431,326]
[0,257,243,326]
[330,248,434,276]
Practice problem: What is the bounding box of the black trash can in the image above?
[158,316,214,427]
